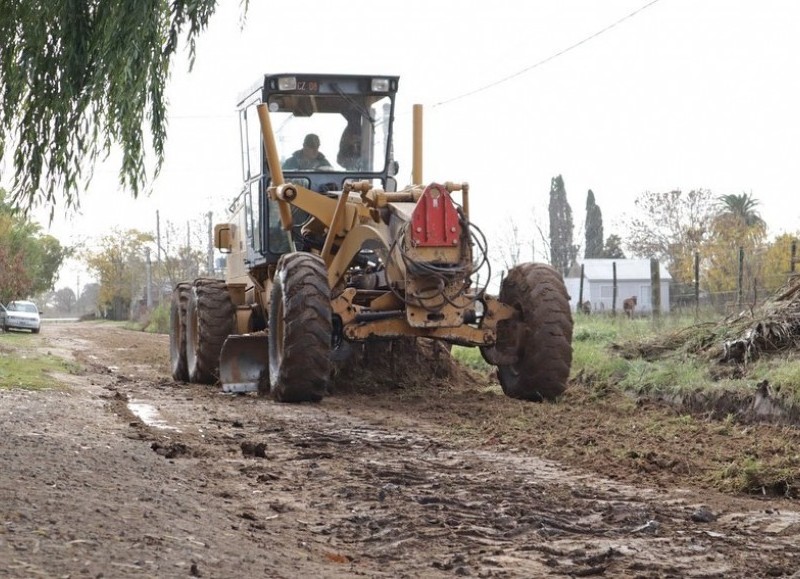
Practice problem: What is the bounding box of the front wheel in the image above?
[493,263,573,401]
[269,253,332,402]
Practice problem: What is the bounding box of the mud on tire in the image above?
[169,282,191,381]
[186,279,235,385]
[269,253,332,402]
[494,263,573,401]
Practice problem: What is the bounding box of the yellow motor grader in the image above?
[169,73,573,402]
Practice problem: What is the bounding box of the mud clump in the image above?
[331,338,481,394]
[150,441,191,459]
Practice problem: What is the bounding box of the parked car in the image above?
[3,300,41,333]
[0,303,6,330]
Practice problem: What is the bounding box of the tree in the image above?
[492,209,543,272]
[625,189,715,283]
[76,282,101,316]
[760,233,799,291]
[548,175,576,276]
[85,229,153,320]
[584,189,604,259]
[0,190,70,303]
[702,193,768,297]
[601,234,626,259]
[0,240,29,304]
[158,218,208,289]
[0,1,220,214]
[716,192,765,228]
[54,287,77,315]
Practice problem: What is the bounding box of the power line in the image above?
[433,0,663,108]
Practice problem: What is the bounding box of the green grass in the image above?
[0,332,79,390]
[451,345,492,374]
[450,312,800,404]
[571,313,800,401]
[711,455,800,497]
[571,339,630,383]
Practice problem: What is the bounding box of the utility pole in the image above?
[145,247,152,309]
[156,210,163,266]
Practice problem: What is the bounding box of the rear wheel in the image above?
[186,279,235,384]
[269,253,332,402]
[494,263,573,401]
[169,282,191,381]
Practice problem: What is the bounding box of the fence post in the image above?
[737,246,744,309]
[578,264,585,313]
[650,257,661,322]
[612,261,618,317]
[792,240,797,274]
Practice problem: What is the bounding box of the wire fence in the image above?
[574,244,800,319]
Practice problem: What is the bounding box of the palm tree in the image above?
[716,192,764,228]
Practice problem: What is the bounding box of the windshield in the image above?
[8,302,37,313]
[266,93,392,173]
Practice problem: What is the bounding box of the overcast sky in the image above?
[26,0,800,289]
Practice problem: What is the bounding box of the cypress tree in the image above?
[584,189,604,258]
[548,175,576,275]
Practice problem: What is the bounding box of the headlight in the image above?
[277,76,297,91]
[371,78,390,92]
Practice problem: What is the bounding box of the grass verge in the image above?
[0,331,79,390]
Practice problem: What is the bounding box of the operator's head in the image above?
[303,133,320,151]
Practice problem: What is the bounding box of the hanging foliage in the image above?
[0,0,224,216]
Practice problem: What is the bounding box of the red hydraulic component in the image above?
[409,183,462,247]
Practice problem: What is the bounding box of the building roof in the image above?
[566,259,672,281]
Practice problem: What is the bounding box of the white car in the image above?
[3,300,41,333]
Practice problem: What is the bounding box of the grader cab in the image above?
[169,73,573,403]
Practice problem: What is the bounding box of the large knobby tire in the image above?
[496,263,573,401]
[169,282,191,381]
[186,278,235,385]
[269,253,332,402]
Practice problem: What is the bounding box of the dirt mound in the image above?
[331,338,482,395]
[610,276,800,426]
[616,275,800,365]
[712,277,800,364]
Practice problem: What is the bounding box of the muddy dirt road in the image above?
[2,322,800,578]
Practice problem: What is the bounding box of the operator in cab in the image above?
[282,133,332,171]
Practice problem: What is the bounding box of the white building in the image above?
[564,259,672,314]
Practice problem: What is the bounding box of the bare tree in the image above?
[625,189,715,283]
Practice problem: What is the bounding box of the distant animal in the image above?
[579,300,592,315]
[623,295,637,318]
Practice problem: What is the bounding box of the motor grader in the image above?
[169,73,573,403]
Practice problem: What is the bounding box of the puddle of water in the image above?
[127,401,180,431]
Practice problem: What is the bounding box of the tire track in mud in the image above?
[116,384,800,578]
[43,323,800,578]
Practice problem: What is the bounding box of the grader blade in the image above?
[219,335,270,394]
